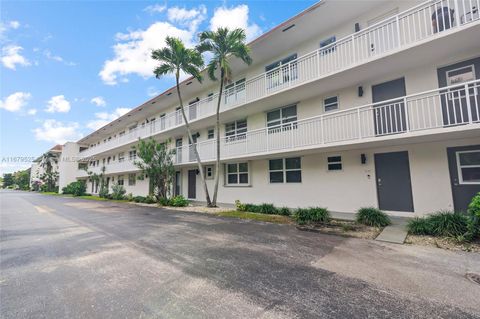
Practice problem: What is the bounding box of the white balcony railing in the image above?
[80,0,480,158]
[174,80,480,164]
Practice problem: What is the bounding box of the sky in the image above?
[0,0,316,174]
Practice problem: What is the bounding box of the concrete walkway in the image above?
[375,217,409,244]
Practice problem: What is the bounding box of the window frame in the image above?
[327,155,343,171]
[320,36,337,55]
[266,104,298,132]
[456,150,480,184]
[205,165,214,180]
[268,157,302,183]
[118,152,125,162]
[129,150,137,161]
[225,162,250,186]
[225,119,247,142]
[128,173,136,186]
[324,95,339,112]
[118,175,124,186]
[207,128,215,139]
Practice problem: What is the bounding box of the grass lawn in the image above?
[216,211,293,224]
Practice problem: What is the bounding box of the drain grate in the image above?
[466,273,480,285]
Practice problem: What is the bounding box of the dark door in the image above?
[447,145,480,212]
[175,171,181,196]
[188,169,196,199]
[375,151,414,212]
[437,57,480,126]
[372,78,407,136]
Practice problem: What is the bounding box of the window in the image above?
[207,128,215,139]
[265,54,298,89]
[226,163,249,185]
[456,150,480,184]
[160,113,166,130]
[119,131,125,137]
[129,125,137,132]
[129,150,137,161]
[224,78,246,104]
[269,157,302,183]
[207,92,214,102]
[118,152,125,162]
[118,175,124,186]
[267,104,297,131]
[205,165,214,180]
[225,119,247,141]
[324,96,338,112]
[320,36,336,55]
[175,107,182,125]
[327,156,342,171]
[128,173,136,186]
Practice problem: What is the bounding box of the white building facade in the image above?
[43,0,480,216]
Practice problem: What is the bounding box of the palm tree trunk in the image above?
[212,68,225,207]
[175,73,212,206]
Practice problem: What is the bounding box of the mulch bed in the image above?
[296,219,382,239]
[405,235,480,253]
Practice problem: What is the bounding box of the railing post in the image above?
[320,116,324,144]
[290,122,294,148]
[316,50,321,78]
[453,0,461,27]
[396,16,401,47]
[404,96,410,132]
[357,108,362,139]
[351,35,356,64]
[465,83,473,124]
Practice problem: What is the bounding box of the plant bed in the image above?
[405,235,480,253]
[216,211,293,224]
[296,219,382,239]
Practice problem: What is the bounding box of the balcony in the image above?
[76,160,139,178]
[79,0,480,158]
[174,79,480,164]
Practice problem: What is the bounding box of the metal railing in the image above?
[174,79,480,164]
[80,0,479,158]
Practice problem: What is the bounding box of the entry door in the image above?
[188,169,196,199]
[374,151,414,212]
[372,78,407,136]
[447,145,480,212]
[175,171,181,196]
[437,57,480,126]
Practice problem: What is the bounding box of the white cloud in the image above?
[27,108,37,115]
[0,92,31,112]
[99,22,195,85]
[144,4,167,14]
[90,96,106,107]
[147,86,159,97]
[210,5,262,41]
[45,95,71,113]
[43,50,76,66]
[86,107,131,130]
[33,119,82,144]
[1,45,30,70]
[9,21,20,29]
[167,5,207,29]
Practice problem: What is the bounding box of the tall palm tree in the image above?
[197,28,252,206]
[151,36,213,206]
[39,152,57,191]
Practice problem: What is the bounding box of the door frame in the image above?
[374,150,414,212]
[187,169,197,199]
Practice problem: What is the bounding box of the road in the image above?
[1,190,479,318]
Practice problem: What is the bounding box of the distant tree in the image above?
[2,173,14,188]
[134,138,175,200]
[197,28,252,206]
[13,169,30,190]
[86,165,106,196]
[39,152,58,191]
[151,36,213,206]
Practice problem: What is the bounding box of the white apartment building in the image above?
[42,0,480,216]
[30,144,62,188]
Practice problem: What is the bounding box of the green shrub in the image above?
[144,195,156,204]
[294,207,330,225]
[356,207,391,227]
[407,217,433,235]
[125,193,133,201]
[98,185,109,198]
[62,181,86,196]
[110,183,126,200]
[257,203,278,214]
[170,195,189,207]
[467,193,480,239]
[133,196,146,203]
[427,210,469,237]
[244,203,259,213]
[278,207,291,216]
[158,197,171,206]
[235,200,247,211]
[407,211,469,237]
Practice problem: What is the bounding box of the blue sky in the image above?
[0,0,316,174]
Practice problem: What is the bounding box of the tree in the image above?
[39,152,58,191]
[86,165,106,196]
[134,138,175,200]
[2,173,14,188]
[13,169,30,190]
[197,28,252,206]
[151,36,213,206]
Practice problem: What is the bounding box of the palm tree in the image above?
[197,28,252,206]
[39,152,58,191]
[151,36,213,206]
